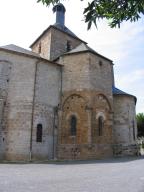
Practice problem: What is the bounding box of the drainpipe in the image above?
[29,60,40,161]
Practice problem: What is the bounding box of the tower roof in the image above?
[63,43,112,62]
[0,44,40,57]
[112,86,137,103]
[30,25,86,48]
[0,44,62,66]
[53,3,66,13]
[30,3,86,48]
[53,3,66,26]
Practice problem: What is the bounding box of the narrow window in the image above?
[99,61,103,66]
[70,115,77,136]
[36,124,43,142]
[66,41,72,52]
[98,116,104,136]
[38,42,41,54]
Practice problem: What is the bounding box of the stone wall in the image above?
[58,91,113,160]
[50,28,82,60]
[31,27,82,61]
[89,53,113,96]
[0,50,62,161]
[60,52,113,98]
[0,59,12,159]
[57,52,114,160]
[58,144,113,160]
[31,30,52,60]
[0,51,38,160]
[113,95,138,156]
[31,61,61,160]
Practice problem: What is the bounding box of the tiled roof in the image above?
[30,25,86,48]
[64,43,112,62]
[0,44,62,66]
[0,44,40,58]
[112,86,137,102]
[53,23,78,38]
[67,43,97,54]
[112,86,129,95]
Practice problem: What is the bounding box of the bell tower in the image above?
[30,3,84,60]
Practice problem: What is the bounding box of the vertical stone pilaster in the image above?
[86,106,92,144]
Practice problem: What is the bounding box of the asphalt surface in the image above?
[0,157,144,192]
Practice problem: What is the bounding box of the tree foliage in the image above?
[37,0,144,29]
[137,113,144,137]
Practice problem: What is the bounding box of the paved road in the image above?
[0,157,144,192]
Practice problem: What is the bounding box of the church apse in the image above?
[58,93,113,160]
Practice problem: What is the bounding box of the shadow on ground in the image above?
[0,156,144,165]
[52,156,144,165]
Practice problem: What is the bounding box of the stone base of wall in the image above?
[113,144,139,157]
[58,144,113,160]
[4,153,30,161]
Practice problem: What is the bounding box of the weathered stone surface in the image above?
[57,51,114,160]
[31,27,82,61]
[0,8,138,161]
[113,95,137,156]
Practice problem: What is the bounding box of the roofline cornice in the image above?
[62,50,113,63]
[29,25,87,48]
[113,92,137,104]
[0,48,62,66]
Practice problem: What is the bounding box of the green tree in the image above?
[136,113,144,137]
[37,0,144,29]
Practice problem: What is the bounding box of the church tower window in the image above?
[98,116,104,136]
[38,42,41,54]
[36,124,43,142]
[66,40,72,52]
[70,115,77,136]
[99,61,103,67]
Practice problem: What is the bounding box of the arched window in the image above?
[36,124,43,142]
[70,115,77,136]
[98,116,104,136]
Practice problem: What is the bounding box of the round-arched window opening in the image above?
[70,115,77,136]
[98,116,104,136]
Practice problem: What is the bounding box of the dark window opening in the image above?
[70,115,77,136]
[38,42,41,54]
[36,124,43,142]
[98,116,104,136]
[66,41,72,52]
[99,61,103,66]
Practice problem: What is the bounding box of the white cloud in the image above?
[116,69,144,88]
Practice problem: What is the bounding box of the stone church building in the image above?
[0,4,137,161]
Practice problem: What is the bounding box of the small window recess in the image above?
[38,42,42,54]
[70,115,77,136]
[98,116,104,136]
[99,61,103,67]
[66,40,72,52]
[36,124,43,142]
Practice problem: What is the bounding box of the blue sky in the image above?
[0,0,144,113]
